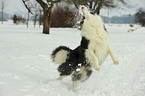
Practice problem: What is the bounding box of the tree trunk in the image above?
[96,7,101,15]
[34,14,38,28]
[42,8,52,34]
[39,9,42,28]
[1,11,3,24]
[27,11,29,28]
[1,1,4,24]
[35,0,59,34]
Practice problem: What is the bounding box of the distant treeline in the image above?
[102,15,135,24]
[0,11,9,21]
[1,11,135,24]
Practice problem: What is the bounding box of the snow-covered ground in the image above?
[0,21,145,96]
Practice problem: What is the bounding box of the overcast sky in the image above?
[1,0,145,17]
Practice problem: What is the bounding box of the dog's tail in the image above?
[51,46,72,64]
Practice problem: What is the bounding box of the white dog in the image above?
[81,7,119,71]
[51,7,119,91]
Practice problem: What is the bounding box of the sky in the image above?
[1,0,27,15]
[1,0,145,17]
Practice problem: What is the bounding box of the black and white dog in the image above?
[51,7,119,91]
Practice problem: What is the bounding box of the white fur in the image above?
[57,7,119,91]
[82,7,119,71]
[53,50,67,64]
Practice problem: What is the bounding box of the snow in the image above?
[0,21,145,96]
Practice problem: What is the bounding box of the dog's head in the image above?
[81,7,104,29]
[82,7,93,20]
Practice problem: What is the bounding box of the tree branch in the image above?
[93,0,99,11]
[94,0,103,14]
[89,0,93,9]
[52,0,62,3]
[119,0,126,4]
[22,0,33,14]
[72,0,79,9]
[35,0,47,9]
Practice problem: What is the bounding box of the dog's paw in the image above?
[73,86,81,92]
[95,66,100,71]
[57,76,64,80]
[114,60,119,64]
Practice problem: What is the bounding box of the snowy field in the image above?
[0,21,145,96]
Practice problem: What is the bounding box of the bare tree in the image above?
[35,0,62,34]
[1,0,6,24]
[72,0,126,15]
[22,0,33,27]
[39,9,42,27]
[22,0,62,34]
[31,2,41,28]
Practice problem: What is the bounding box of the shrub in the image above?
[12,14,26,24]
[135,8,145,27]
[51,6,77,27]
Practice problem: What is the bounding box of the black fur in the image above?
[55,36,92,82]
[81,37,89,49]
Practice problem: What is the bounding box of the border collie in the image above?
[51,7,119,91]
